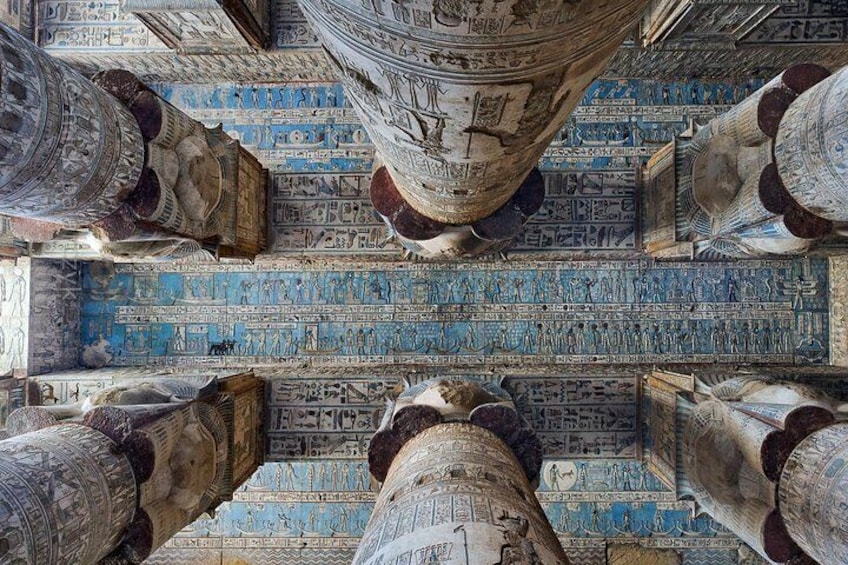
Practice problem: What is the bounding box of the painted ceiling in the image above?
[3,1,848,564]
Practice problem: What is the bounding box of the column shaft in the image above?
[0,424,136,564]
[779,422,848,565]
[355,422,569,565]
[0,22,144,225]
[775,66,848,222]
[298,0,647,225]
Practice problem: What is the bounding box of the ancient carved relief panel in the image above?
[0,376,32,438]
[641,0,795,47]
[27,259,82,375]
[262,371,640,461]
[145,457,741,563]
[829,256,848,367]
[0,259,30,374]
[273,0,317,48]
[124,0,272,52]
[80,258,831,369]
[38,0,168,51]
[0,0,33,37]
[743,0,848,45]
[31,0,848,82]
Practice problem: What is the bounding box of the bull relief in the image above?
[297,0,649,258]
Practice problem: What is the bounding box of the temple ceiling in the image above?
[2,1,848,563]
[0,0,843,82]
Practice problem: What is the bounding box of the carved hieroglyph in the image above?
[775,66,848,222]
[124,0,271,53]
[297,0,648,224]
[779,423,848,565]
[640,0,787,47]
[0,21,143,225]
[0,259,30,374]
[830,256,848,367]
[0,424,136,565]
[354,423,570,565]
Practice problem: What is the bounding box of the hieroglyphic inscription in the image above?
[28,259,82,375]
[829,256,848,367]
[0,259,29,373]
[0,424,136,564]
[744,1,848,45]
[354,423,569,564]
[81,259,830,369]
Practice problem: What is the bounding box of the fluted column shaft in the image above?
[0,22,143,225]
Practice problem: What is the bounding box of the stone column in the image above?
[1,372,265,564]
[779,422,848,565]
[679,375,845,563]
[0,424,137,564]
[358,378,568,564]
[0,23,267,259]
[298,0,647,256]
[91,68,268,258]
[356,423,569,564]
[774,66,848,223]
[642,63,848,259]
[0,22,144,226]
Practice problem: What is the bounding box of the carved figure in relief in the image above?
[166,416,217,511]
[432,0,465,27]
[496,515,543,564]
[788,275,816,309]
[393,111,448,160]
[466,72,571,154]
